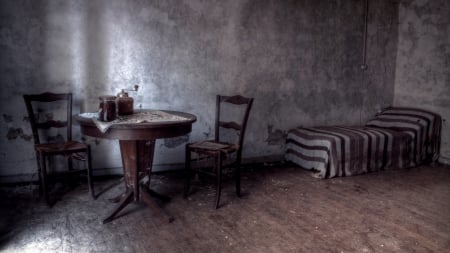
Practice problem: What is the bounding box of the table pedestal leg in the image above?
[102,140,174,223]
[103,190,133,224]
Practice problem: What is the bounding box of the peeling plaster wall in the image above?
[0,0,398,181]
[393,0,450,164]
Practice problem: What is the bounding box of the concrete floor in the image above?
[1,163,450,253]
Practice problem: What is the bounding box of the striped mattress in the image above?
[365,107,441,165]
[285,107,441,179]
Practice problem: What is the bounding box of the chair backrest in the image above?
[23,92,73,145]
[215,95,254,160]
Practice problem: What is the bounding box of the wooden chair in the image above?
[184,95,254,209]
[23,92,95,206]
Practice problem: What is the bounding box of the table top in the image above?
[75,109,197,140]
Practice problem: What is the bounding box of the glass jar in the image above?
[116,90,134,116]
[98,96,117,122]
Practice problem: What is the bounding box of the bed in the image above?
[285,107,441,179]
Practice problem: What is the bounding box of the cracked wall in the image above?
[394,0,450,163]
[0,0,399,181]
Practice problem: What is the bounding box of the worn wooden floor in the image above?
[1,163,450,253]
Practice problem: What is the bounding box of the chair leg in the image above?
[68,155,74,171]
[87,145,95,199]
[235,162,241,197]
[35,152,43,196]
[215,154,222,209]
[40,154,51,206]
[184,146,191,199]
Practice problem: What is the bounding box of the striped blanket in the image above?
[285,107,441,179]
[365,107,441,164]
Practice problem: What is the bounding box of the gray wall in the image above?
[0,0,398,181]
[394,0,450,164]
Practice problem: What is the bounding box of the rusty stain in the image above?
[3,114,13,123]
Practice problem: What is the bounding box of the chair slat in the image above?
[220,95,252,105]
[219,121,241,130]
[36,120,68,129]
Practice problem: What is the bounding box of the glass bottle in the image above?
[98,96,117,122]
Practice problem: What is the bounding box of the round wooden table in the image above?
[75,110,196,223]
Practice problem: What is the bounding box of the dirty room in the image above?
[0,0,449,252]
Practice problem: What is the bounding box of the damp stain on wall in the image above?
[3,114,13,123]
[265,125,287,146]
[47,134,65,143]
[81,136,101,145]
[164,135,189,148]
[7,128,23,140]
[393,0,450,162]
[6,127,32,141]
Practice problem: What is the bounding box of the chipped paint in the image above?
[265,125,287,146]
[6,128,24,140]
[21,134,32,142]
[3,114,13,123]
[6,127,31,141]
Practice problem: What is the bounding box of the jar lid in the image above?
[117,89,129,98]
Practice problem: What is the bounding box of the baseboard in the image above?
[0,155,286,184]
[0,174,37,184]
[92,163,186,176]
